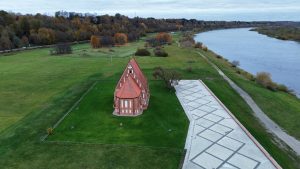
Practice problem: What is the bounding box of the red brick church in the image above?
[113,58,150,116]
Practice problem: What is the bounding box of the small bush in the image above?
[135,48,151,56]
[154,47,168,57]
[194,42,203,48]
[202,45,208,51]
[266,83,277,91]
[51,43,72,55]
[47,127,53,135]
[277,84,289,92]
[216,55,222,59]
[256,72,277,91]
[180,41,194,48]
[256,72,291,92]
[231,60,240,67]
[179,32,195,46]
[186,66,193,73]
[244,73,255,81]
[153,67,181,90]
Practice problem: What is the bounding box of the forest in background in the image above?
[0,10,296,51]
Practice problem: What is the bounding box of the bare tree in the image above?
[231,60,240,67]
[153,67,181,90]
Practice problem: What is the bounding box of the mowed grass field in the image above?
[0,33,299,168]
[49,80,188,149]
[0,41,142,131]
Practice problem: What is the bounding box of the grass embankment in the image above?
[0,33,299,168]
[199,49,300,140]
[198,49,300,168]
[251,26,300,41]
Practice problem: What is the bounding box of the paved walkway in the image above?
[175,80,281,169]
[197,52,300,156]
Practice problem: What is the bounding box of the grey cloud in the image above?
[0,0,299,21]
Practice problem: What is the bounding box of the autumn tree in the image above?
[37,28,55,45]
[114,33,128,45]
[21,36,29,47]
[90,35,100,48]
[155,32,172,45]
[29,30,40,44]
[19,17,30,36]
[0,10,263,50]
[0,29,12,50]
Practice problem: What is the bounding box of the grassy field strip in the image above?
[197,51,300,156]
[41,81,98,141]
[44,140,183,151]
[48,80,188,148]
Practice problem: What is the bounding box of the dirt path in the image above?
[197,51,300,156]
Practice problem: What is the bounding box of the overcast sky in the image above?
[1,0,300,21]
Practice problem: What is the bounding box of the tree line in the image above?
[251,26,300,42]
[0,10,277,51]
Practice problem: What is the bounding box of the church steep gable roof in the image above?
[116,58,148,92]
[128,58,148,89]
[115,75,141,98]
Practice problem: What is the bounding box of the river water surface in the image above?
[195,28,300,97]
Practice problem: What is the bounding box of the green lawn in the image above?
[0,41,144,132]
[48,80,189,149]
[0,32,299,168]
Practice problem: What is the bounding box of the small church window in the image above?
[125,100,128,108]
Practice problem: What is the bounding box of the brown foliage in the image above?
[114,33,128,45]
[202,45,208,51]
[194,42,202,48]
[256,72,276,90]
[37,28,55,45]
[90,35,101,48]
[155,32,172,44]
[47,127,53,135]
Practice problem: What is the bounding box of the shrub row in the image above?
[135,47,168,57]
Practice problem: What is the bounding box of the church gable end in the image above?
[113,58,150,117]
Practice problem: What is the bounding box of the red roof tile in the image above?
[128,58,148,89]
[116,75,141,98]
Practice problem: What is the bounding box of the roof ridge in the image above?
[116,74,141,98]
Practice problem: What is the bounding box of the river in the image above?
[194,28,300,97]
